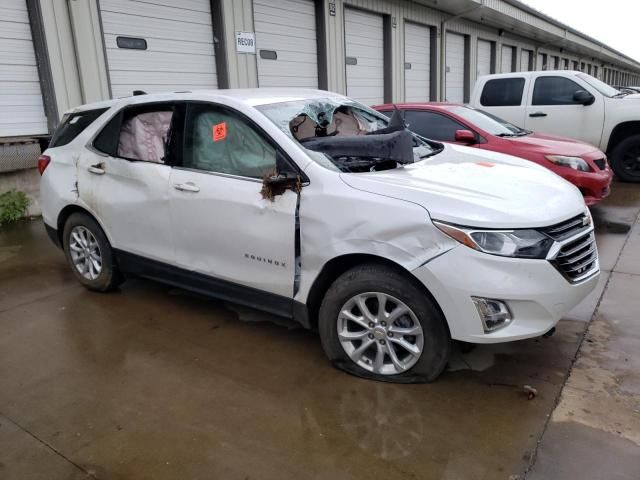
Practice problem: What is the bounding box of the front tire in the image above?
[610,134,640,182]
[63,212,123,291]
[318,264,451,383]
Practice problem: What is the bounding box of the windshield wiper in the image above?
[613,91,630,98]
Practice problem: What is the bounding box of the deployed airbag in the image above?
[300,129,415,164]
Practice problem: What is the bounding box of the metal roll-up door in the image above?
[477,39,492,78]
[404,23,430,102]
[501,45,514,73]
[254,0,318,88]
[521,50,531,71]
[0,0,47,137]
[99,0,218,98]
[345,8,384,105]
[445,32,465,103]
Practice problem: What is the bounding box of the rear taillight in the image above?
[37,155,51,175]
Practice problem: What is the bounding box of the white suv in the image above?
[471,70,640,182]
[40,89,599,382]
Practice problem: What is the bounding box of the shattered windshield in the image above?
[258,99,439,173]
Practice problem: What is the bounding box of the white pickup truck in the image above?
[470,70,640,182]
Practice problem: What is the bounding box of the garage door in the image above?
[521,50,532,71]
[254,0,318,88]
[501,45,514,73]
[476,39,492,78]
[404,23,430,102]
[445,32,465,103]
[0,0,47,136]
[345,8,384,105]
[537,53,545,70]
[99,0,218,98]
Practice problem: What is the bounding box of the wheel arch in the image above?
[606,121,640,153]
[56,205,111,247]
[302,253,446,331]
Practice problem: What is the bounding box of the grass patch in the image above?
[0,189,30,226]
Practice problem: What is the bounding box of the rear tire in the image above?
[318,264,451,383]
[62,212,123,292]
[610,134,640,182]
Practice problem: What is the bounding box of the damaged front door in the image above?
[169,102,298,304]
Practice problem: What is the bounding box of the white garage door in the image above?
[345,8,384,105]
[0,0,47,136]
[501,45,514,73]
[537,53,545,70]
[445,32,465,103]
[521,50,532,71]
[477,39,492,78]
[254,0,318,88]
[404,23,430,102]
[99,0,218,98]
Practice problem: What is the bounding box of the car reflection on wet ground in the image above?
[1,181,639,480]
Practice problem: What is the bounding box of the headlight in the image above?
[545,155,591,172]
[433,221,553,259]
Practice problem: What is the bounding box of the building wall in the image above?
[7,0,640,140]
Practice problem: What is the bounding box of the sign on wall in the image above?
[235,32,256,54]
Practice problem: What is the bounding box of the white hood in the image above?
[340,144,586,229]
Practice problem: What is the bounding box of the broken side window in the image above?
[93,102,179,164]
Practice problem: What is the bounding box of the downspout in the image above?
[439,0,486,101]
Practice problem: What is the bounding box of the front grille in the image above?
[541,213,591,241]
[552,231,598,282]
[593,158,606,170]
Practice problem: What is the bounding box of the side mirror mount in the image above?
[261,171,300,201]
[454,129,477,144]
[573,90,595,106]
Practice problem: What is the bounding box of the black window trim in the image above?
[88,100,184,166]
[173,100,309,185]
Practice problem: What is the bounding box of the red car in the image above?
[373,103,613,206]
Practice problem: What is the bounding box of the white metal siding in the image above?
[0,0,47,136]
[404,22,430,102]
[445,32,465,102]
[99,0,218,98]
[254,0,318,88]
[501,45,514,73]
[520,49,531,71]
[477,39,492,78]
[344,8,384,105]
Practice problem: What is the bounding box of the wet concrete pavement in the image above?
[528,183,640,480]
[1,183,639,480]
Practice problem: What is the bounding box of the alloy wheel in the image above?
[337,292,424,375]
[69,226,102,280]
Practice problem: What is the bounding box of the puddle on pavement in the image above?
[2,183,638,479]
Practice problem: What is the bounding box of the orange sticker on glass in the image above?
[213,122,227,142]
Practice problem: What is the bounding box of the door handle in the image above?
[88,163,105,175]
[173,182,200,193]
[529,112,548,118]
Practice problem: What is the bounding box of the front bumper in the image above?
[558,166,613,206]
[412,244,599,343]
